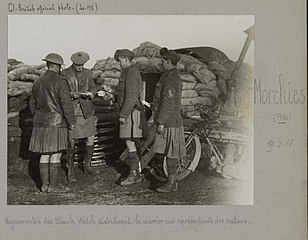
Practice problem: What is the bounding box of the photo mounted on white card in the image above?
[7,15,254,205]
[1,0,307,240]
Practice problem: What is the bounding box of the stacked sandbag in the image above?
[133,41,162,58]
[176,55,221,117]
[7,62,46,82]
[7,59,48,113]
[91,58,121,111]
[7,59,24,72]
[132,42,163,73]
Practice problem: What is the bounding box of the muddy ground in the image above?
[7,156,253,205]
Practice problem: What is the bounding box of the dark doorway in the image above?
[141,72,161,119]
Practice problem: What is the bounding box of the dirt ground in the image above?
[7,156,253,205]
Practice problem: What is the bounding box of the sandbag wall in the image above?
[7,42,253,166]
[7,60,48,167]
[132,42,225,117]
[91,57,121,112]
[132,41,164,73]
[177,55,221,117]
[7,60,47,137]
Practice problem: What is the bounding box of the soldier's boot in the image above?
[67,148,76,182]
[84,145,100,175]
[47,163,70,193]
[156,158,178,193]
[156,175,178,193]
[39,162,49,193]
[120,151,142,186]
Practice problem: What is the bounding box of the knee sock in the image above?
[49,163,61,186]
[128,151,139,172]
[40,163,49,184]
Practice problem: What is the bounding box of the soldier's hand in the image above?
[81,92,94,99]
[69,124,75,131]
[156,124,164,135]
[72,92,81,99]
[119,117,126,125]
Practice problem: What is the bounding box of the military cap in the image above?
[71,51,90,65]
[160,47,181,65]
[114,49,135,61]
[42,53,65,65]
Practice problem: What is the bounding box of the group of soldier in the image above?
[29,47,186,194]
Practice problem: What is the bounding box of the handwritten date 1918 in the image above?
[265,138,294,153]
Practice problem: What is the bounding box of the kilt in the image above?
[153,126,186,159]
[119,109,143,139]
[29,127,69,153]
[71,104,97,139]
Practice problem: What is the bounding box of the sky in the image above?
[8,15,254,68]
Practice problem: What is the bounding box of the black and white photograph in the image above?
[1,0,307,239]
[7,15,253,205]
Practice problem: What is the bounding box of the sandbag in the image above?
[7,64,46,81]
[133,57,163,72]
[194,83,208,91]
[92,58,121,71]
[179,73,197,83]
[133,41,162,58]
[99,70,121,79]
[20,73,40,82]
[8,98,20,112]
[181,90,199,98]
[95,77,119,86]
[198,89,218,98]
[194,81,220,98]
[92,70,102,79]
[192,67,216,84]
[133,57,148,68]
[8,81,33,97]
[177,55,203,73]
[8,59,24,66]
[182,82,196,90]
[7,63,24,72]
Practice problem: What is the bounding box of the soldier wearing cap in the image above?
[152,47,186,193]
[29,53,76,193]
[61,51,98,181]
[114,49,144,185]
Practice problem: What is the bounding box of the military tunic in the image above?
[61,66,97,139]
[29,70,76,153]
[152,68,186,159]
[118,64,143,139]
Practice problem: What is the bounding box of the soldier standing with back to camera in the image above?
[152,47,186,193]
[29,53,76,193]
[61,51,99,182]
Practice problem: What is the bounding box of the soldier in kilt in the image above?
[152,47,186,193]
[29,53,76,193]
[61,51,99,181]
[114,49,145,186]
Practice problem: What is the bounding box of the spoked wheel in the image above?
[163,132,201,181]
